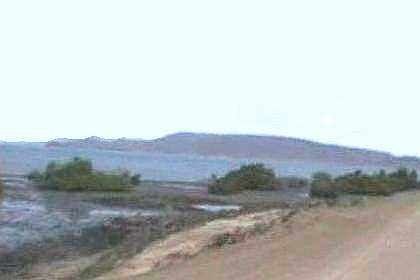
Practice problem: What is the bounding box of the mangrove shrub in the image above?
[28,157,141,191]
[208,163,277,195]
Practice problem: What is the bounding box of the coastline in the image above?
[6,182,420,280]
[95,208,300,279]
[0,175,310,279]
[139,191,420,280]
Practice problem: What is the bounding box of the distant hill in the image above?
[45,132,420,168]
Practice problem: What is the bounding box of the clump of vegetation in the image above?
[310,172,338,198]
[28,157,141,191]
[310,168,419,198]
[281,176,308,189]
[214,233,238,247]
[208,163,278,195]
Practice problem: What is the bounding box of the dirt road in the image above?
[140,192,420,280]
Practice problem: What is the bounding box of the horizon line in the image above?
[1,131,417,159]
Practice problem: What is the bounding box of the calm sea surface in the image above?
[0,144,377,180]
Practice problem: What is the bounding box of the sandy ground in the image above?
[140,191,420,280]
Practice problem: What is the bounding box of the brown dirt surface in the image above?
[139,191,420,280]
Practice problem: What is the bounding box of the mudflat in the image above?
[140,191,420,280]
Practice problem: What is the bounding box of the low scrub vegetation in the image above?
[208,164,279,195]
[28,157,141,191]
[214,233,238,247]
[310,168,419,198]
[208,164,310,195]
[310,172,338,198]
[280,176,308,189]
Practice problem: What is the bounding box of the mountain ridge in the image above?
[44,132,420,168]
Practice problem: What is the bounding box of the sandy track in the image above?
[140,192,420,280]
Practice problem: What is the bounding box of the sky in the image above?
[0,1,419,156]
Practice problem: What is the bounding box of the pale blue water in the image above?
[0,144,379,180]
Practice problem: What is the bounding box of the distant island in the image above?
[45,132,420,168]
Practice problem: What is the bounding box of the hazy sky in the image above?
[1,1,419,156]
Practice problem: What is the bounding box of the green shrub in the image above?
[310,168,420,198]
[208,164,276,195]
[335,175,393,196]
[45,157,92,180]
[28,158,140,192]
[389,168,419,189]
[130,174,142,186]
[310,172,337,198]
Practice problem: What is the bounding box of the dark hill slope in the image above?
[46,133,419,168]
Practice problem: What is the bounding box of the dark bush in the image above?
[28,158,140,192]
[310,172,337,198]
[130,174,142,186]
[310,168,420,198]
[45,157,92,180]
[208,164,276,195]
[335,171,394,195]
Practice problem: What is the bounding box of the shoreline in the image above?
[138,190,420,280]
[95,207,302,280]
[0,175,310,279]
[15,201,313,280]
[6,180,420,280]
